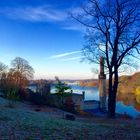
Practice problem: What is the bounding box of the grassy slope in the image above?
[1,73,140,139]
[0,104,140,140]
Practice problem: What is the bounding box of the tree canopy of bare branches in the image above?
[9,57,34,94]
[0,62,7,76]
[11,57,34,80]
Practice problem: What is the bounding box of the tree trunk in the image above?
[108,69,119,118]
[108,90,116,118]
[108,71,113,117]
[112,69,119,117]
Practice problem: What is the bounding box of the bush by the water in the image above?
[135,86,140,104]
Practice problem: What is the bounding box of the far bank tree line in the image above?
[79,80,98,87]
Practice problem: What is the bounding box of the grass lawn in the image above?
[0,98,140,140]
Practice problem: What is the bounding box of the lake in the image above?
[52,85,140,118]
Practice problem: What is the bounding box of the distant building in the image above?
[70,91,100,112]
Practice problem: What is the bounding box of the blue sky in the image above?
[0,0,97,79]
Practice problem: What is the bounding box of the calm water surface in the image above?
[52,85,140,118]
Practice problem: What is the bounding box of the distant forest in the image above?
[118,72,140,94]
[76,72,140,92]
[78,80,98,87]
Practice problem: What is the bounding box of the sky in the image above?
[0,0,98,80]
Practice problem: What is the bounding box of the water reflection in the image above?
[51,85,140,118]
[51,85,99,101]
[116,102,140,118]
[117,92,140,112]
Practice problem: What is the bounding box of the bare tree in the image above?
[11,57,34,91]
[0,62,7,90]
[0,62,7,77]
[72,0,140,117]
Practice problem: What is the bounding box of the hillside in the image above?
[0,97,140,139]
[118,72,140,94]
[78,79,98,87]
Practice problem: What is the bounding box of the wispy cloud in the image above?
[49,51,82,59]
[62,25,86,32]
[61,56,83,61]
[0,6,68,22]
[0,5,87,33]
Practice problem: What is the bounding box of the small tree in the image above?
[55,76,71,107]
[6,89,20,108]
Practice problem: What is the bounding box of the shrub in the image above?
[6,89,19,107]
[28,89,47,105]
[135,86,140,95]
[63,97,75,113]
[135,86,140,104]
